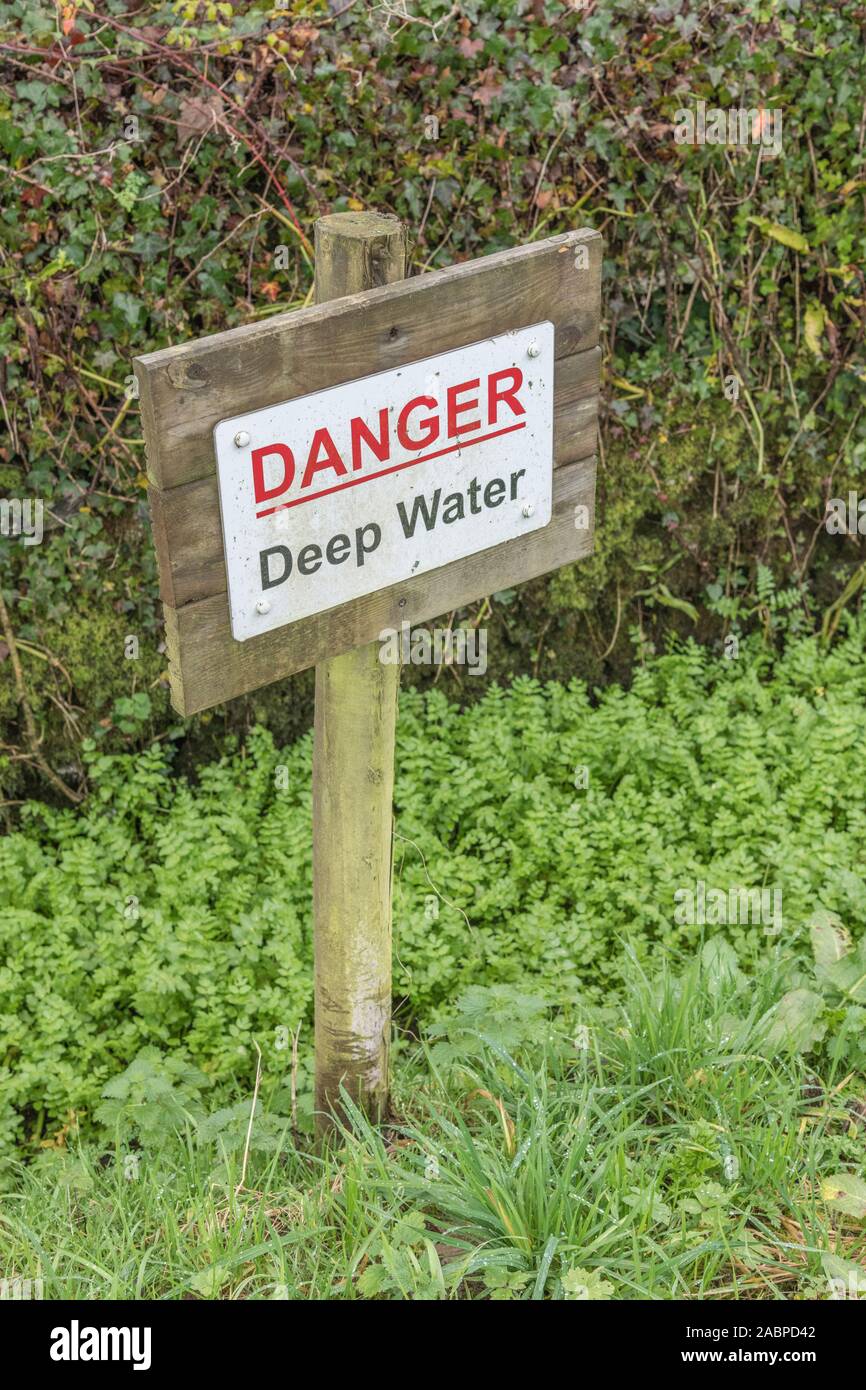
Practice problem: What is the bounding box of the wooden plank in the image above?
[134,229,602,492]
[163,452,596,715]
[149,345,600,609]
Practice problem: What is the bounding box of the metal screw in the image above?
[234,430,251,448]
[522,502,535,518]
[527,342,540,359]
[255,599,271,615]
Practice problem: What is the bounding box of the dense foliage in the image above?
[1,0,865,799]
[2,619,866,1152]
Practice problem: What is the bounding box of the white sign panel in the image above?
[214,321,554,640]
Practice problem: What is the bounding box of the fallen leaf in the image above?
[746,215,810,254]
[473,68,504,109]
[804,301,828,357]
[178,93,224,145]
[821,1173,866,1219]
[289,23,320,47]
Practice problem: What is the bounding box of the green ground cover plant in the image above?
[2,617,866,1155]
[1,943,864,1300]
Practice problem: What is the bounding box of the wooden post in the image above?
[312,212,406,1136]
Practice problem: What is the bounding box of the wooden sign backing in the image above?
[135,228,602,716]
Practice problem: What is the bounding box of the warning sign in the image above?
[214,322,555,640]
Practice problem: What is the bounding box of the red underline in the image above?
[255,421,526,518]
